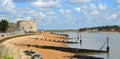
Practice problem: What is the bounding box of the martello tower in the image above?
[17,20,37,32]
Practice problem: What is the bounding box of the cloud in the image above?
[93,0,101,2]
[39,12,46,18]
[106,14,118,21]
[66,10,71,13]
[0,0,16,16]
[90,10,99,15]
[16,18,23,21]
[74,7,81,12]
[98,3,106,10]
[15,8,46,20]
[115,0,120,4]
[31,0,61,8]
[12,0,37,3]
[0,0,15,10]
[66,0,91,4]
[90,4,97,9]
[59,9,65,13]
[66,0,101,5]
[59,9,72,14]
[47,11,55,15]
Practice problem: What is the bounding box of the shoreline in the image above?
[0,32,74,59]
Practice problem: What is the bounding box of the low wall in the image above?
[0,33,36,43]
[0,32,37,59]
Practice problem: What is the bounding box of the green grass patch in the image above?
[1,56,13,59]
[7,57,13,59]
[1,56,7,59]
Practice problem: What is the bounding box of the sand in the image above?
[1,32,74,59]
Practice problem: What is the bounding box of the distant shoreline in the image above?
[40,25,120,33]
[42,30,120,33]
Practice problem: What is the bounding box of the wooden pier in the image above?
[73,55,104,59]
[23,44,108,53]
[39,38,78,43]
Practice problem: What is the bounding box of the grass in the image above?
[1,56,13,59]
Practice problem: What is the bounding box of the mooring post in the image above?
[77,36,79,41]
[80,34,82,44]
[107,37,109,52]
[107,52,110,59]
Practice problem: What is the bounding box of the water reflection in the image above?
[65,32,120,59]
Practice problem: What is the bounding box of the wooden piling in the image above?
[107,37,109,52]
[80,34,82,44]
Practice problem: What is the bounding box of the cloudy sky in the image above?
[0,0,120,30]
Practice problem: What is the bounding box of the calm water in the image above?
[57,32,120,59]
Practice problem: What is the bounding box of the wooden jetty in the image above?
[24,44,108,53]
[39,38,78,43]
[73,55,104,59]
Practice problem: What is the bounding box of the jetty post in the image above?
[107,37,109,52]
[76,32,82,44]
[80,34,82,44]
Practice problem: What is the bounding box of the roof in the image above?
[17,20,36,22]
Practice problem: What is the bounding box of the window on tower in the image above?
[30,26,32,29]
[22,27,24,29]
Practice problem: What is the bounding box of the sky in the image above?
[0,0,120,30]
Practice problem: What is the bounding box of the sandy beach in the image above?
[0,32,74,59]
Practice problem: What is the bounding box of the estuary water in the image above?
[57,32,120,59]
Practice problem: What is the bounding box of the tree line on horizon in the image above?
[0,19,9,33]
[79,25,120,32]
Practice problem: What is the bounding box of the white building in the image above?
[17,20,37,32]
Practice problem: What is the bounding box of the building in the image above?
[17,20,37,32]
[7,23,17,32]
